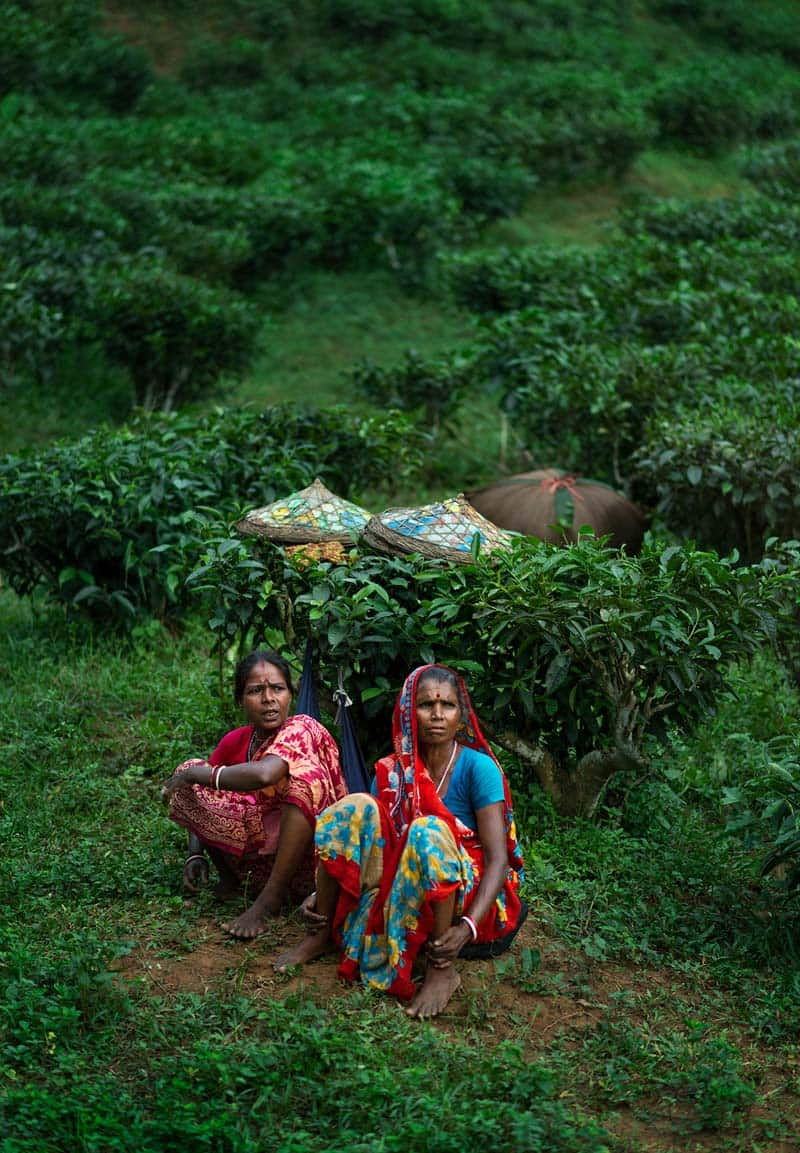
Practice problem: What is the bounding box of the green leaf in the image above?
[327,622,349,647]
[544,652,571,694]
[553,487,575,528]
[360,686,386,702]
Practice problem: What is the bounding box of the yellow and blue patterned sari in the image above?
[315,665,524,999]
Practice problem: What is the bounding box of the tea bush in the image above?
[633,409,800,560]
[645,51,800,150]
[443,245,622,316]
[192,534,780,815]
[0,406,421,620]
[87,257,260,411]
[349,349,473,434]
[618,193,800,245]
[652,0,800,67]
[179,36,270,89]
[0,1,152,112]
[742,139,800,201]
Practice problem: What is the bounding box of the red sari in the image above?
[169,713,346,897]
[315,665,525,998]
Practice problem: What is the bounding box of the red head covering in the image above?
[376,664,524,878]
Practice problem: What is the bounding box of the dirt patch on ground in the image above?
[115,906,800,1151]
[116,910,693,1046]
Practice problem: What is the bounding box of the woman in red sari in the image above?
[276,664,525,1018]
[161,651,346,940]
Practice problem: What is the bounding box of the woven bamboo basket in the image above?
[236,477,371,544]
[362,494,515,564]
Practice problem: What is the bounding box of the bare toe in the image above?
[274,930,332,972]
[406,964,461,1018]
[223,913,268,940]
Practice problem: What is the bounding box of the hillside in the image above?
[4,4,800,1151]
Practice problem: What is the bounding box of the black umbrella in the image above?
[295,637,321,721]
[296,640,371,794]
[334,673,372,795]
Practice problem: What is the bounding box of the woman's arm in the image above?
[161,755,289,801]
[427,800,508,962]
[461,800,508,926]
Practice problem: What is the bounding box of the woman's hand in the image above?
[160,765,198,804]
[182,853,209,893]
[426,920,473,967]
[299,891,328,933]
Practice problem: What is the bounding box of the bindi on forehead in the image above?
[417,684,458,702]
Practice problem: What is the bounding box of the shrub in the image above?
[652,0,800,67]
[349,349,473,434]
[646,52,800,150]
[618,194,800,246]
[315,0,489,42]
[0,232,259,404]
[509,64,656,182]
[0,2,152,112]
[442,152,536,220]
[310,149,463,273]
[0,108,89,185]
[193,534,779,815]
[633,409,800,560]
[742,139,800,201]
[180,37,270,89]
[464,309,737,482]
[0,406,422,620]
[443,245,622,316]
[0,264,77,386]
[87,258,260,411]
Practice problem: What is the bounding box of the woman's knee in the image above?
[315,793,380,849]
[406,815,452,852]
[280,802,313,834]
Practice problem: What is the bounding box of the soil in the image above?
[119,909,620,1031]
[115,906,800,1153]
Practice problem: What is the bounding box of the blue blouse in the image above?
[372,746,504,831]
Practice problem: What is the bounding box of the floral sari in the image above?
[315,665,524,999]
[169,713,346,898]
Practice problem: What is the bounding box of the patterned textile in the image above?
[316,665,524,999]
[169,714,346,893]
[362,494,514,562]
[237,478,370,543]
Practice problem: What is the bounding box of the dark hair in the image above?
[234,650,294,705]
[417,665,469,723]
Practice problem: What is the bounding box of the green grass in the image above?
[483,147,753,249]
[3,588,800,1151]
[227,268,476,411]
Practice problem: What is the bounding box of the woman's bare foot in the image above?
[223,902,278,940]
[406,962,461,1019]
[274,928,332,972]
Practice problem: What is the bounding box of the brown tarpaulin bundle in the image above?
[467,469,648,552]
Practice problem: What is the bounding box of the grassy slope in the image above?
[1,146,750,455]
[3,0,755,447]
[234,150,752,413]
[3,590,800,1151]
[2,150,749,464]
[3,6,799,1151]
